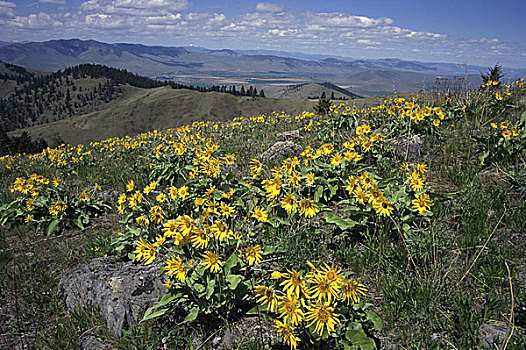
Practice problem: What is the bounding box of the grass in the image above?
[1,84,525,349]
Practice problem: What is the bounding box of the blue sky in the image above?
[1,0,525,67]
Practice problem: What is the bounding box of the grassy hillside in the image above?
[265,82,361,99]
[1,78,525,349]
[10,86,317,145]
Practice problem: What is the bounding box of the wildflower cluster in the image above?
[399,162,434,215]
[255,262,377,349]
[490,120,522,139]
[1,173,107,234]
[345,171,394,217]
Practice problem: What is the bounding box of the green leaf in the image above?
[223,253,239,275]
[182,307,199,323]
[365,310,383,331]
[141,307,169,322]
[324,212,357,229]
[47,219,61,235]
[478,150,489,164]
[226,274,243,290]
[314,185,324,202]
[76,216,85,229]
[329,184,339,198]
[206,279,216,299]
[193,283,205,294]
[345,329,376,349]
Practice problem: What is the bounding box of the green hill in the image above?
[265,82,361,99]
[10,86,317,145]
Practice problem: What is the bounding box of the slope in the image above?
[10,86,317,145]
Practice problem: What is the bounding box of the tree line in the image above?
[0,63,267,132]
[0,130,49,156]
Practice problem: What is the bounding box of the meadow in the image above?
[1,78,525,349]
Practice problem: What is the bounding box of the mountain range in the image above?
[2,39,523,97]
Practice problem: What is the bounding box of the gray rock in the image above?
[386,134,425,160]
[59,257,166,335]
[261,141,303,161]
[79,333,112,350]
[478,323,518,349]
[276,129,300,141]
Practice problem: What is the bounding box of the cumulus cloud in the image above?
[12,12,64,29]
[255,2,284,13]
[356,39,381,45]
[0,1,15,19]
[1,0,524,66]
[81,0,189,16]
[38,0,67,4]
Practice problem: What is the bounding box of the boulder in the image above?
[386,134,425,160]
[261,141,303,161]
[478,323,518,349]
[59,257,166,335]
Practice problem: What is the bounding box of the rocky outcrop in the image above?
[261,141,303,161]
[386,134,425,160]
[59,257,166,335]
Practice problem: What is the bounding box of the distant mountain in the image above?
[1,39,524,97]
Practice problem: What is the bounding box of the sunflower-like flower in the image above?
[251,206,268,222]
[412,193,433,214]
[201,251,222,273]
[254,285,278,312]
[209,221,232,241]
[298,198,319,218]
[164,255,186,282]
[250,159,262,178]
[133,238,156,265]
[242,245,263,266]
[305,302,340,336]
[274,319,300,350]
[277,294,304,326]
[280,193,298,214]
[372,198,394,217]
[280,268,306,298]
[340,277,368,304]
[308,274,340,303]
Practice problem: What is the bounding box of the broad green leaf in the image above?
[193,283,205,294]
[314,185,324,202]
[345,329,376,349]
[324,212,357,229]
[366,310,383,331]
[226,274,243,290]
[182,307,199,323]
[76,216,85,229]
[206,279,216,300]
[479,150,489,164]
[329,184,339,198]
[47,219,61,235]
[223,253,239,275]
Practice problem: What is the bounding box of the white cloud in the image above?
[38,0,67,4]
[81,0,189,16]
[356,39,380,45]
[12,12,64,29]
[308,12,393,28]
[0,0,15,18]
[1,0,524,67]
[255,2,284,12]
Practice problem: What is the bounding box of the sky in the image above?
[0,0,525,67]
